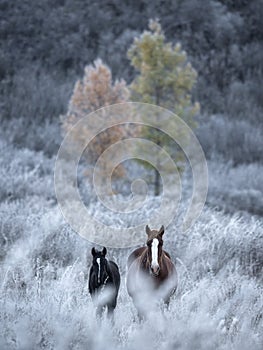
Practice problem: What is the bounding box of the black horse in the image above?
[88,247,120,316]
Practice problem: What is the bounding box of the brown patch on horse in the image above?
[127,246,147,270]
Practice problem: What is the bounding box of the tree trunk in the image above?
[154,167,161,196]
[154,91,162,196]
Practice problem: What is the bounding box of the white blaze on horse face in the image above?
[151,238,159,272]
[96,258,101,283]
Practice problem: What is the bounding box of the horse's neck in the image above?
[104,260,113,281]
[160,253,174,276]
[139,248,149,269]
[159,250,165,267]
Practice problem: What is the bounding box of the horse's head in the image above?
[91,247,108,284]
[145,225,165,276]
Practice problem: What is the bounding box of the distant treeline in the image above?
[1,0,262,117]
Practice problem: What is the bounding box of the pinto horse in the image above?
[88,247,120,316]
[127,225,177,317]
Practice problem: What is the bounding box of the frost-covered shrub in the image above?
[0,110,262,349]
[208,160,263,216]
[1,65,72,122]
[32,226,77,274]
[0,117,62,157]
[0,196,53,262]
[225,78,263,125]
[0,139,55,202]
[0,201,26,262]
[0,139,58,261]
[0,206,262,350]
[175,210,263,280]
[197,114,263,164]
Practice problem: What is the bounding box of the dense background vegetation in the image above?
[1,0,263,121]
[1,0,262,213]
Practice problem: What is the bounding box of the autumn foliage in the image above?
[61,59,130,178]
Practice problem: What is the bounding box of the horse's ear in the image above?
[159,225,165,237]
[102,247,107,256]
[91,247,96,256]
[146,225,151,235]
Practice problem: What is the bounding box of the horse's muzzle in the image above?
[150,265,160,276]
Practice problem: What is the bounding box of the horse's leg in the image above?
[164,297,170,308]
[107,305,115,324]
[132,299,146,323]
[107,300,116,315]
[106,297,117,324]
[96,305,104,318]
[137,310,144,323]
[162,299,170,318]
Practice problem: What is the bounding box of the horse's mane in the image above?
[108,260,119,271]
[138,248,148,268]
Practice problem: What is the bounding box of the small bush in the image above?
[198,114,263,164]
[1,117,62,157]
[207,160,263,216]
[1,65,72,122]
[0,138,55,203]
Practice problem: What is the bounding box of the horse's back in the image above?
[109,260,119,272]
[127,247,147,269]
[163,250,171,259]
[108,260,121,289]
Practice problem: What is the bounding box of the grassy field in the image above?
[0,138,262,350]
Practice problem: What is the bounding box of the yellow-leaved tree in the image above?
[128,19,200,195]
